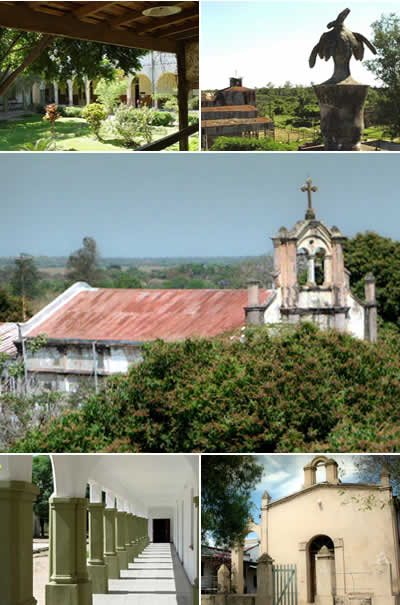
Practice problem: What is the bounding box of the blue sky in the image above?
[246,454,362,535]
[201,0,399,88]
[2,152,400,258]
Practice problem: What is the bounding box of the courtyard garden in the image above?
[0,106,199,152]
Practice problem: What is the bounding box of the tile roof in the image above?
[26,288,273,343]
[0,323,18,355]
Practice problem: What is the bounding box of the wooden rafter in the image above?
[109,8,144,29]
[0,3,178,53]
[73,2,117,19]
[124,7,199,34]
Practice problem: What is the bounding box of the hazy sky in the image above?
[201,0,399,88]
[2,152,400,258]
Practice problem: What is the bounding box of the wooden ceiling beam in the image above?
[127,7,198,35]
[73,2,117,19]
[109,8,144,28]
[0,3,178,53]
[162,24,198,38]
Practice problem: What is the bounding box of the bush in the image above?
[151,111,174,127]
[210,136,298,151]
[188,113,199,126]
[62,106,83,118]
[95,77,127,115]
[82,103,107,139]
[12,323,400,453]
[113,106,154,147]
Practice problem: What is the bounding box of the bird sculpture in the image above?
[309,8,377,84]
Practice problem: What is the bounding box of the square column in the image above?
[46,497,92,605]
[87,502,108,594]
[0,480,40,605]
[104,508,119,579]
[125,512,134,563]
[116,511,128,571]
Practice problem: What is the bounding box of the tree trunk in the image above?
[0,34,54,98]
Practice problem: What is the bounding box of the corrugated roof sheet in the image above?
[0,323,18,355]
[26,288,273,343]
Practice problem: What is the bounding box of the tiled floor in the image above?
[93,543,193,605]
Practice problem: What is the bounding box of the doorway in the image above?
[153,518,171,543]
[308,535,334,602]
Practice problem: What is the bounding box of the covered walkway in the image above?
[0,454,199,605]
[95,543,192,604]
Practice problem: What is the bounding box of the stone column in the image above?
[303,464,316,488]
[260,490,270,556]
[231,544,244,594]
[87,499,108,594]
[307,255,316,285]
[127,74,135,106]
[84,78,91,106]
[125,509,134,563]
[53,81,59,105]
[115,506,128,571]
[218,564,230,593]
[0,480,40,605]
[365,272,378,343]
[104,492,119,580]
[255,553,274,605]
[315,546,335,605]
[324,255,333,286]
[325,459,339,484]
[46,497,92,605]
[67,79,74,106]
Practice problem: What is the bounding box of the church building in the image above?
[261,456,400,605]
[4,180,377,392]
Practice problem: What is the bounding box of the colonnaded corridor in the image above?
[94,544,193,605]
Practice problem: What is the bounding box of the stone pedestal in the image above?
[104,508,119,579]
[314,83,369,151]
[255,553,274,605]
[46,498,92,605]
[231,545,244,594]
[116,511,128,571]
[0,480,40,605]
[88,503,108,594]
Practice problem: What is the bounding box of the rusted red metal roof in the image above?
[0,323,18,355]
[202,117,273,128]
[26,289,272,342]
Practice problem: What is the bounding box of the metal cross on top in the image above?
[301,178,318,220]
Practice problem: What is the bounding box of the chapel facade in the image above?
[259,456,400,605]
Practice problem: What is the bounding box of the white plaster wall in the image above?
[266,484,400,605]
[263,291,281,324]
[297,289,333,308]
[346,292,365,340]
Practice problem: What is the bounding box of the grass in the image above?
[0,114,199,151]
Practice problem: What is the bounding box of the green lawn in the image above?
[0,114,199,151]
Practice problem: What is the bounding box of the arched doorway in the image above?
[307,534,334,602]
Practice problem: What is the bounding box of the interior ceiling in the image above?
[0,1,199,52]
[52,454,198,509]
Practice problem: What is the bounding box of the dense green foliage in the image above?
[112,106,154,147]
[94,76,127,115]
[32,455,53,537]
[202,456,264,547]
[0,287,28,321]
[82,103,107,138]
[11,255,40,300]
[343,232,400,327]
[210,137,299,151]
[365,14,400,139]
[151,111,175,127]
[11,323,400,453]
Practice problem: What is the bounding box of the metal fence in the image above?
[201,575,218,594]
[273,564,298,605]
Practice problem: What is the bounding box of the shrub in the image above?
[95,77,127,115]
[12,323,400,453]
[188,113,199,126]
[151,111,174,127]
[82,103,107,139]
[62,106,83,118]
[189,96,200,110]
[210,136,298,151]
[43,104,60,136]
[20,138,56,152]
[113,106,154,147]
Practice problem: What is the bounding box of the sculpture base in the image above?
[314,83,369,151]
